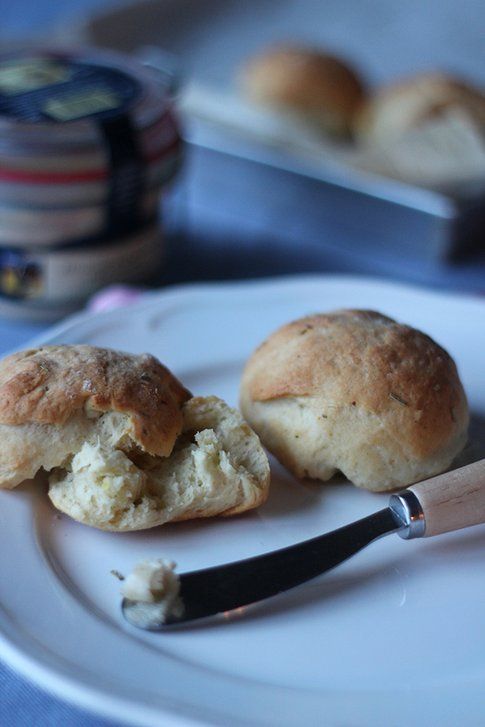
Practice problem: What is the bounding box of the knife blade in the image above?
[122,502,407,629]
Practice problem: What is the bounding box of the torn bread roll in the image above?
[239,45,366,138]
[240,310,469,491]
[0,345,270,530]
[356,72,485,145]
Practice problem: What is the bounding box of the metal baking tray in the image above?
[64,0,485,267]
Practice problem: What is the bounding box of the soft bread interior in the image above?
[48,396,270,531]
[0,410,135,490]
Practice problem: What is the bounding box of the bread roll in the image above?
[240,310,469,491]
[357,72,485,144]
[0,345,270,529]
[240,45,366,137]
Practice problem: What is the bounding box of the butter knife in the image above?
[122,458,485,629]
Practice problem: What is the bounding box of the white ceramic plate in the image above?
[1,275,485,727]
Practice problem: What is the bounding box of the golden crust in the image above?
[240,45,366,136]
[0,345,190,456]
[357,72,485,142]
[241,310,469,485]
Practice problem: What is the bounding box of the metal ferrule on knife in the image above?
[389,490,427,539]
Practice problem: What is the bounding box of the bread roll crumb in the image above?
[47,396,270,530]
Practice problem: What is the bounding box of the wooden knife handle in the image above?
[408,459,485,537]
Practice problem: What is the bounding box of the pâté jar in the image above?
[0,46,182,319]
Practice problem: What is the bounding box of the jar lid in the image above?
[0,46,182,248]
[0,46,181,192]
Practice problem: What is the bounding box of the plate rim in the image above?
[23,273,485,353]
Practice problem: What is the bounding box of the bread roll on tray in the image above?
[240,45,366,138]
[357,72,485,144]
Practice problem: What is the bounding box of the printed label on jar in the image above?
[0,226,163,304]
